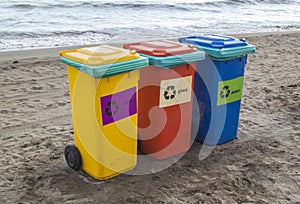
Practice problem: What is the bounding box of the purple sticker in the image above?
[100,87,137,125]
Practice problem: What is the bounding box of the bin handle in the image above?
[59,49,78,56]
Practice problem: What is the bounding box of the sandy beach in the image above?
[0,31,299,203]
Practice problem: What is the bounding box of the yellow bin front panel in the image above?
[67,65,139,180]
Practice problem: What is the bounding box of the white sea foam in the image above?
[0,0,299,50]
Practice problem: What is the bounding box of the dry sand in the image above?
[0,31,299,203]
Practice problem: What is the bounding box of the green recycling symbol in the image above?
[105,100,119,116]
[164,85,176,100]
[220,85,231,99]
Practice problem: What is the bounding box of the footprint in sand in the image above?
[31,86,43,91]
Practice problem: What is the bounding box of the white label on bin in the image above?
[159,76,192,108]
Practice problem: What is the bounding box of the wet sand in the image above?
[0,31,299,203]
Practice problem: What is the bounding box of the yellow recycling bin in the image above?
[60,45,148,180]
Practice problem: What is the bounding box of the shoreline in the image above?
[0,30,299,203]
[0,30,299,62]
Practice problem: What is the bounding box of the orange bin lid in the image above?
[123,40,197,57]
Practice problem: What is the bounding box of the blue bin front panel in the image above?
[194,56,247,145]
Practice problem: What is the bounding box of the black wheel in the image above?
[64,145,82,170]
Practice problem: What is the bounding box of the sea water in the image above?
[0,0,299,50]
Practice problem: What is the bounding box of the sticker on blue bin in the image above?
[217,76,244,106]
[100,87,137,125]
[159,76,192,108]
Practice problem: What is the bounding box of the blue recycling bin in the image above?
[179,35,256,145]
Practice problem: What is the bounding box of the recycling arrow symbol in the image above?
[220,85,230,99]
[164,85,176,100]
[105,100,119,116]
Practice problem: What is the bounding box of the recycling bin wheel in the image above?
[64,145,82,170]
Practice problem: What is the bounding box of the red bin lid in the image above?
[123,40,197,57]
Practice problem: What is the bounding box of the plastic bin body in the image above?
[124,40,205,159]
[67,67,139,179]
[195,56,247,145]
[60,45,148,179]
[179,35,255,145]
[138,64,195,159]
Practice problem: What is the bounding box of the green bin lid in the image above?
[139,51,206,68]
[61,56,148,78]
